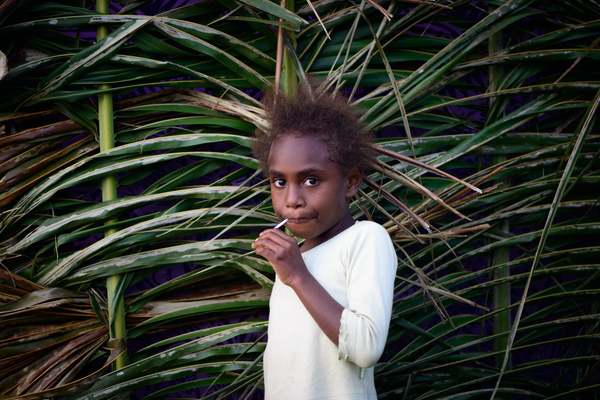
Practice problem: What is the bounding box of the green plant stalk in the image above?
[492,218,510,367]
[490,86,600,400]
[97,0,128,371]
[488,23,511,370]
[280,0,297,97]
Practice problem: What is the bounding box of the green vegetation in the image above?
[0,1,598,398]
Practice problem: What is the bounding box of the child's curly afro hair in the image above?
[252,83,375,175]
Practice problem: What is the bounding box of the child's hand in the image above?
[252,228,307,286]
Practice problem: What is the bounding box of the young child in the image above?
[251,86,397,399]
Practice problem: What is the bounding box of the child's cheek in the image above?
[271,194,284,214]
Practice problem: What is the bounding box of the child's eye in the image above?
[304,177,319,187]
[271,178,286,188]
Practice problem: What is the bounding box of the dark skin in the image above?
[252,134,362,345]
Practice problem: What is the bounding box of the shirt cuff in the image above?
[338,308,350,361]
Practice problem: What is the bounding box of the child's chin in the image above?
[286,227,312,240]
[287,229,306,238]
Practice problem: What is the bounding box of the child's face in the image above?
[267,134,361,250]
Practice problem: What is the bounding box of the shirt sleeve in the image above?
[337,222,397,369]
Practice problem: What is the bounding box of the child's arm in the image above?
[252,228,344,345]
[337,222,397,368]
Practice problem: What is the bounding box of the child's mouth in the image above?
[286,217,314,225]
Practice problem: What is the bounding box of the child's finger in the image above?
[257,228,294,245]
[259,227,290,238]
[252,233,284,254]
[253,232,298,261]
[253,238,287,264]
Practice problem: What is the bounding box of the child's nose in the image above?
[285,185,305,208]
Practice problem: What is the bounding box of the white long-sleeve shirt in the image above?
[264,221,397,399]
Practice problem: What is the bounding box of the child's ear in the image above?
[345,167,363,198]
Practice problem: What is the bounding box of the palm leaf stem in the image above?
[282,0,297,96]
[96,0,127,372]
[490,87,600,400]
[488,21,511,371]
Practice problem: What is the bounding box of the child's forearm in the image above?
[287,268,344,346]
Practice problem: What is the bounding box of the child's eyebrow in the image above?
[268,168,327,177]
